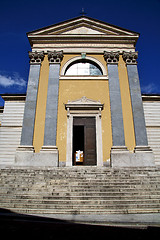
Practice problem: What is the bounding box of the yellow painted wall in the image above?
[57,79,112,162]
[57,54,112,162]
[60,54,78,73]
[33,54,49,152]
[118,55,135,151]
[33,53,135,162]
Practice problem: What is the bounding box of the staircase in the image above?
[0,166,160,215]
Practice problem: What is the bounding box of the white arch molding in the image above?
[61,56,107,76]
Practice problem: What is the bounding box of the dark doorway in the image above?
[73,126,84,165]
[73,117,96,166]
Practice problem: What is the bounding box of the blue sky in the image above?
[0,0,160,106]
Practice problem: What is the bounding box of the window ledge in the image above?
[60,75,108,80]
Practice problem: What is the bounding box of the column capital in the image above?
[122,51,138,65]
[29,51,44,64]
[103,51,119,64]
[48,50,63,64]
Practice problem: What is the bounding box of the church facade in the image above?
[0,16,160,168]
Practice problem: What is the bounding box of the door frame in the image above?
[73,117,97,166]
[65,96,103,166]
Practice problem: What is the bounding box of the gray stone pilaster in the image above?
[20,51,44,146]
[43,51,63,146]
[123,51,148,146]
[104,51,125,146]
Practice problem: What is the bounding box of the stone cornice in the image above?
[122,51,138,65]
[27,16,140,36]
[142,94,160,102]
[29,51,44,64]
[28,35,138,48]
[65,96,104,110]
[47,50,63,64]
[103,51,119,64]
[0,106,4,113]
[1,94,26,101]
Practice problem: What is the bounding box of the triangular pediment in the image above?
[28,16,139,37]
[65,96,104,110]
[68,96,101,105]
[59,26,107,35]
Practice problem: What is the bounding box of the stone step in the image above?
[1,201,160,209]
[1,172,160,178]
[1,179,160,185]
[0,193,160,200]
[1,190,160,197]
[1,178,160,183]
[1,181,160,188]
[1,193,160,201]
[0,174,158,179]
[1,202,160,211]
[1,188,160,195]
[0,167,160,216]
[1,186,160,193]
[1,206,160,215]
[0,207,130,214]
[1,169,159,177]
[1,184,160,191]
[1,175,160,180]
[0,195,159,202]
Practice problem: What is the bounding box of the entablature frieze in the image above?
[31,42,136,54]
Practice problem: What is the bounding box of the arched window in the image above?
[65,60,103,76]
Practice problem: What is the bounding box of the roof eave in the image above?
[1,94,26,101]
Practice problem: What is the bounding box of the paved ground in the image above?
[33,213,160,226]
[0,209,160,240]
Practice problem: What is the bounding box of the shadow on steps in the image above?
[0,208,160,240]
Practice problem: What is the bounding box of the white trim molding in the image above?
[60,76,108,80]
[65,96,104,167]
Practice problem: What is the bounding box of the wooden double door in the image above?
[73,117,97,166]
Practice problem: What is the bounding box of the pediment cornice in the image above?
[65,96,104,110]
[27,16,139,47]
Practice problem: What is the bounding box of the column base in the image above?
[16,145,35,152]
[40,146,58,153]
[111,146,155,168]
[40,146,59,167]
[110,146,129,168]
[15,145,35,166]
[15,145,59,167]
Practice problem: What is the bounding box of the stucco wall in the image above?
[32,53,135,163]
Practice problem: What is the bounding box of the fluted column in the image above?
[104,51,126,147]
[20,51,44,147]
[42,51,63,151]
